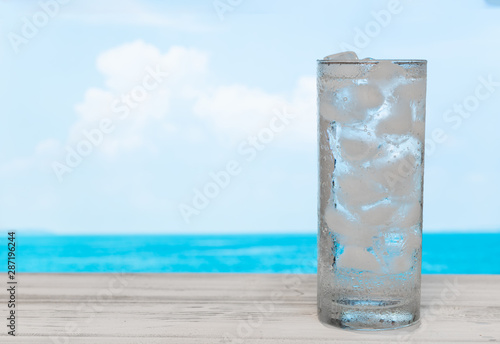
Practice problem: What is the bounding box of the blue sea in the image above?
[3,233,500,274]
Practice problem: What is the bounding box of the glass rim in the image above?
[317,59,427,64]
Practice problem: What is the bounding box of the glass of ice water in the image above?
[317,52,427,330]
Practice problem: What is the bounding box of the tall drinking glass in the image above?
[317,57,427,330]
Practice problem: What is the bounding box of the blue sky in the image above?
[0,0,499,234]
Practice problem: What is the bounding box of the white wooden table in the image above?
[4,274,500,343]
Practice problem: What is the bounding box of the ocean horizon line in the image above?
[2,229,500,236]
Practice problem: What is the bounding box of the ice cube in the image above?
[376,101,413,136]
[391,250,415,274]
[324,207,377,247]
[390,230,421,273]
[411,120,425,143]
[336,173,389,209]
[323,51,358,61]
[339,136,378,162]
[359,202,397,227]
[368,230,420,274]
[317,76,351,95]
[374,78,426,138]
[318,78,352,122]
[394,79,426,101]
[404,227,422,249]
[374,153,420,197]
[318,64,385,124]
[319,97,341,122]
[355,84,385,110]
[369,60,406,81]
[319,85,369,123]
[323,206,357,236]
[397,200,422,229]
[319,84,384,124]
[345,226,377,247]
[336,246,380,271]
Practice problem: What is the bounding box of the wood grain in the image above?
[3,274,499,343]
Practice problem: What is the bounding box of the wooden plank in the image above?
[2,274,499,343]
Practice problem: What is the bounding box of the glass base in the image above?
[318,299,420,331]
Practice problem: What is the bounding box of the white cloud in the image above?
[66,40,209,157]
[74,88,115,123]
[287,76,317,143]
[57,40,315,160]
[194,84,287,138]
[96,41,163,92]
[2,39,317,207]
[193,75,316,143]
